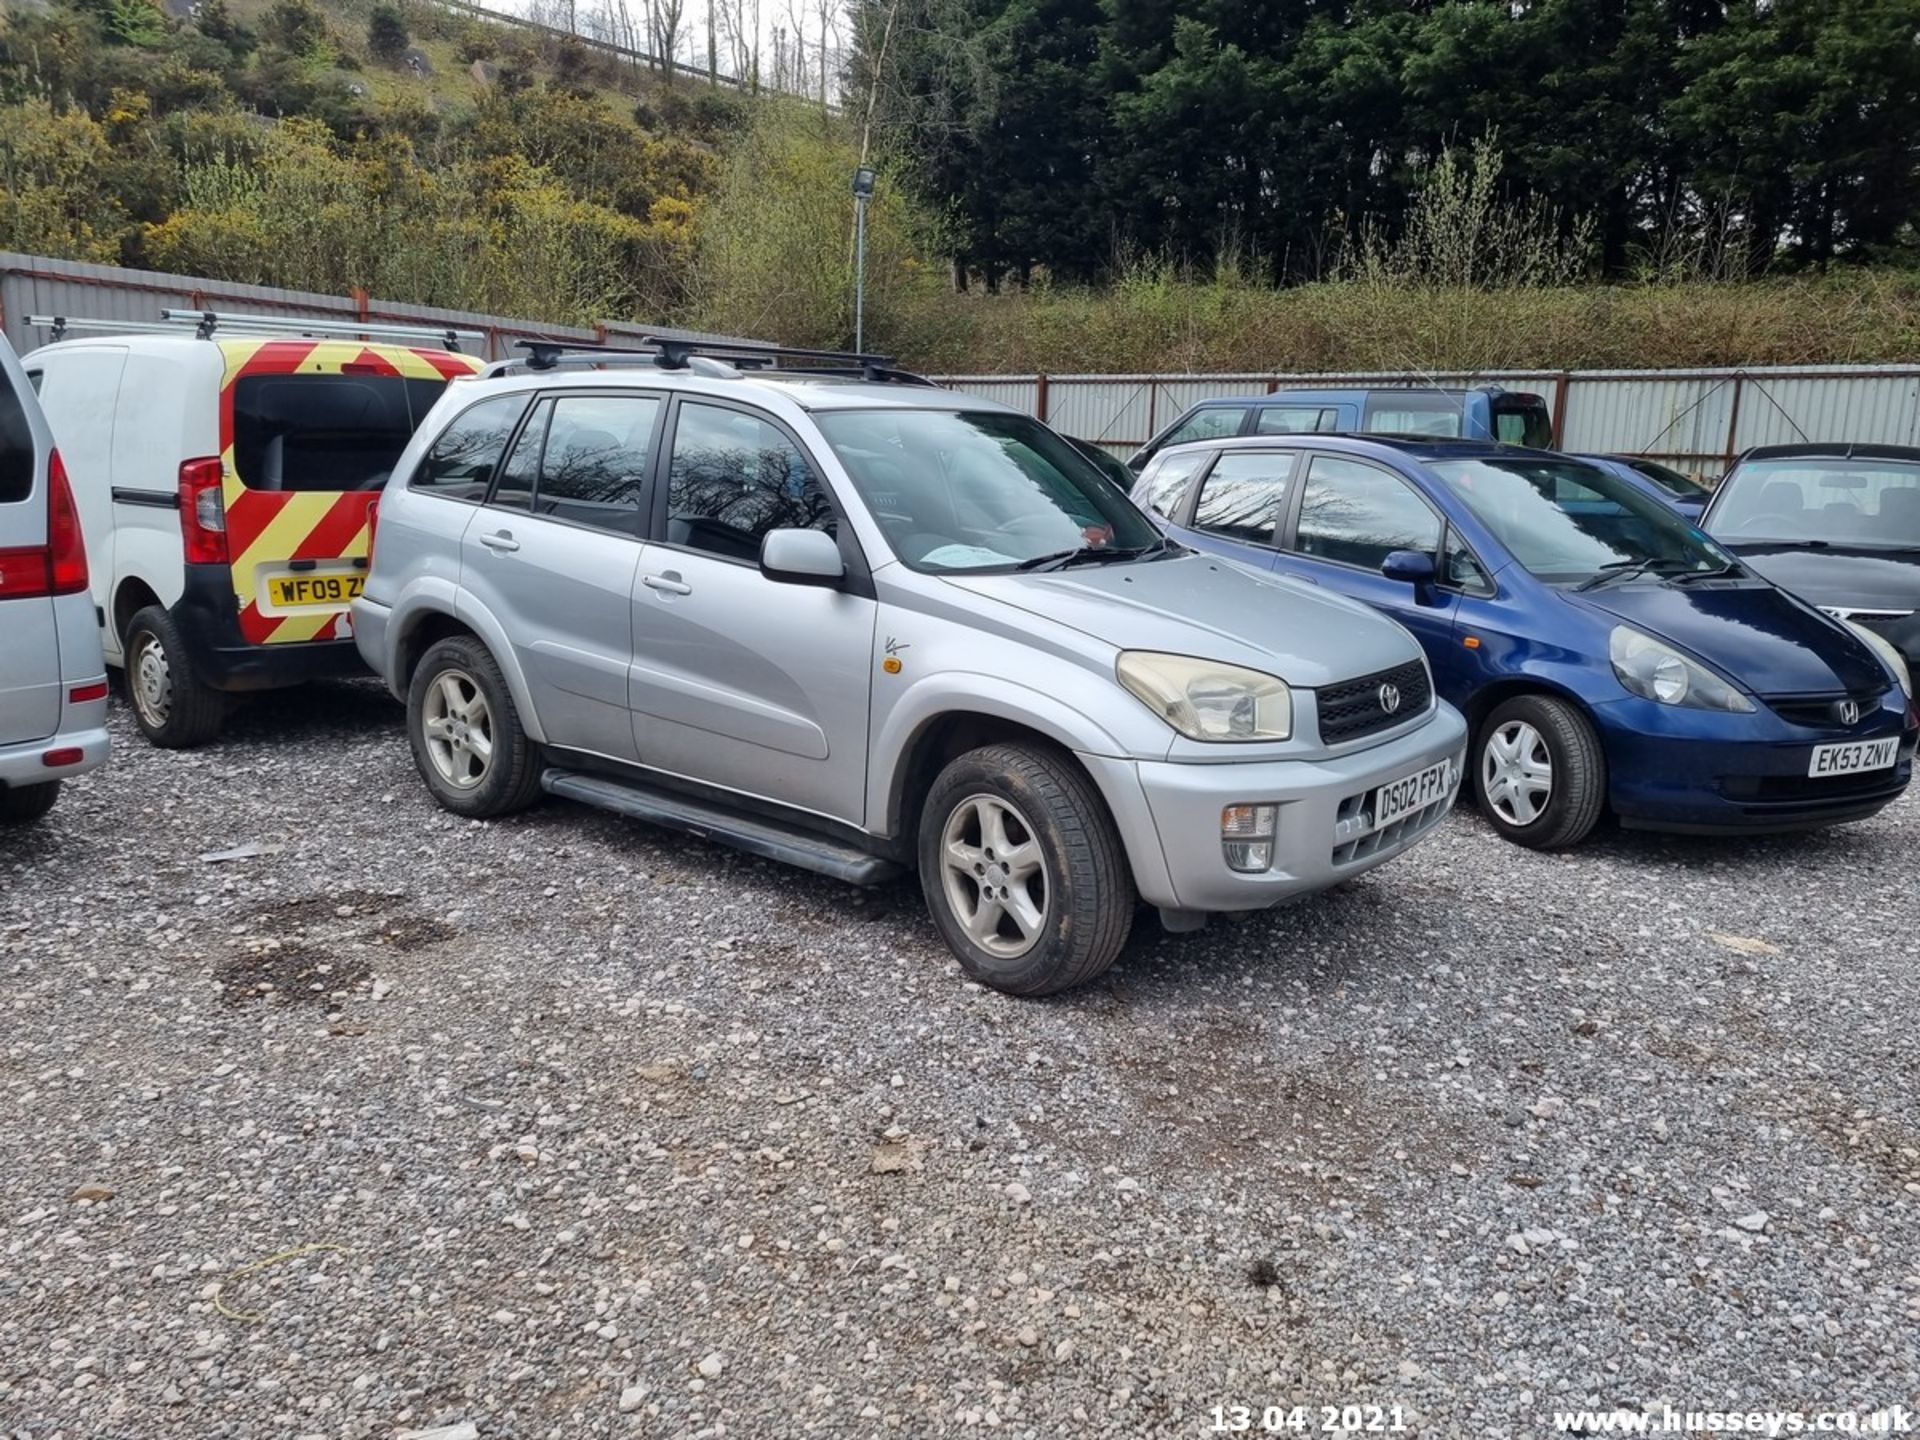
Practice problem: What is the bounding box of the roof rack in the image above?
[487,336,932,385]
[29,310,481,351]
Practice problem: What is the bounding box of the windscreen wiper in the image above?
[1017,537,1178,573]
[1573,558,1665,591]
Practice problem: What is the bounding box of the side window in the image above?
[529,394,659,535]
[1133,448,1209,521]
[0,366,37,505]
[1292,455,1441,571]
[1192,452,1294,547]
[1254,407,1333,436]
[1161,406,1250,448]
[667,401,833,562]
[25,370,44,396]
[411,395,526,503]
[489,400,548,511]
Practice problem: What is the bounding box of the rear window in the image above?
[1492,398,1553,448]
[0,367,34,504]
[232,374,451,493]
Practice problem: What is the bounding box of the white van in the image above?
[26,315,480,746]
[0,333,108,823]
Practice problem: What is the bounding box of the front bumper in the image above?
[1083,703,1469,912]
[1599,691,1917,833]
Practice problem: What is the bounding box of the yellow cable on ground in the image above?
[212,1243,353,1323]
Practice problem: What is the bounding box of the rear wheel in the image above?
[917,742,1133,996]
[407,636,544,818]
[124,605,226,749]
[1474,694,1606,849]
[0,781,61,825]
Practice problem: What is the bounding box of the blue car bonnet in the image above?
[1568,581,1888,696]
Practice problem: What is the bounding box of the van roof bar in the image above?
[31,311,482,350]
[29,316,185,341]
[158,309,483,350]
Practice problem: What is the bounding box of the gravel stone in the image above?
[3,685,1918,1437]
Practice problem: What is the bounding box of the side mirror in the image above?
[760,527,845,587]
[1381,549,1437,585]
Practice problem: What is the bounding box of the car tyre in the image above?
[918,742,1133,996]
[407,635,544,818]
[124,605,226,748]
[0,780,61,824]
[1474,694,1606,849]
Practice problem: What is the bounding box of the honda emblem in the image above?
[1838,699,1860,726]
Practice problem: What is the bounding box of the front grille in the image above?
[1764,692,1883,729]
[1330,782,1452,866]
[1315,660,1432,745]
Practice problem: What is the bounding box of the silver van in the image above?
[355,343,1468,994]
[0,335,108,823]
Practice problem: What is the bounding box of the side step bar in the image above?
[541,768,904,886]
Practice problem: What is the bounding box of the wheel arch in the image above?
[884,710,1118,852]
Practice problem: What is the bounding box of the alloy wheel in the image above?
[421,669,495,790]
[1482,719,1553,827]
[939,794,1048,959]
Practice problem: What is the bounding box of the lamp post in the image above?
[852,165,876,354]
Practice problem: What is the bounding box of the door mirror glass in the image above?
[760,527,845,585]
[1381,548,1437,584]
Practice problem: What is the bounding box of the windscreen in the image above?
[1432,456,1729,584]
[232,374,452,493]
[817,409,1162,572]
[1708,456,1920,548]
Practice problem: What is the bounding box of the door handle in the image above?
[477,530,519,552]
[643,573,693,596]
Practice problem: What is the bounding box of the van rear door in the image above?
[217,341,478,645]
[0,347,61,745]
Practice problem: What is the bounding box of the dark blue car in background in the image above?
[1134,435,1916,847]
[1569,453,1715,523]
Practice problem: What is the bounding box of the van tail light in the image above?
[0,449,89,599]
[179,457,228,565]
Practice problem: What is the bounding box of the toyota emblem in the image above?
[1378,682,1402,715]
[1838,699,1860,726]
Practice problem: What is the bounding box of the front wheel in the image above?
[406,635,544,818]
[917,742,1133,996]
[1474,694,1606,849]
[0,781,61,825]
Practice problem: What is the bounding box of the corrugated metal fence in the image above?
[931,367,1920,475]
[0,251,746,362]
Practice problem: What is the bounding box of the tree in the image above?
[262,0,330,57]
[368,3,411,63]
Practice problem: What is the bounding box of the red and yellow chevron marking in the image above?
[215,339,480,644]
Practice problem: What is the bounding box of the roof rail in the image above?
[486,335,931,385]
[30,310,482,350]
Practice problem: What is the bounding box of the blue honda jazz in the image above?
[1132,435,1917,847]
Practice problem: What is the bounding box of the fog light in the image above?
[1221,803,1277,873]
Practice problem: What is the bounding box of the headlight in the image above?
[1116,651,1293,742]
[1844,619,1913,700]
[1608,626,1753,711]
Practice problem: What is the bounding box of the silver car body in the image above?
[0,336,109,796]
[356,372,1466,914]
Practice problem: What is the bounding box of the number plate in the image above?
[1372,760,1454,830]
[1807,737,1899,778]
[267,573,364,608]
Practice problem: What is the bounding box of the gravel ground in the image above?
[3,679,1917,1440]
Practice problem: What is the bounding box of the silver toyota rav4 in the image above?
[355,343,1468,994]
